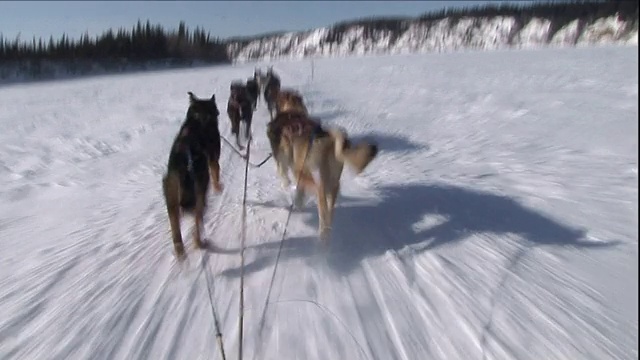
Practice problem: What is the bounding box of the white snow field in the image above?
[0,45,637,360]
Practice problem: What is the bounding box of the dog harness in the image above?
[282,115,322,138]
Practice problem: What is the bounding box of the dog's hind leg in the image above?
[268,130,291,188]
[205,138,224,193]
[292,142,313,208]
[244,117,252,142]
[293,170,315,209]
[232,116,244,148]
[208,159,223,193]
[267,97,276,121]
[277,159,291,188]
[315,180,331,245]
[326,180,340,228]
[192,183,207,250]
[318,164,338,245]
[235,132,243,149]
[230,116,240,137]
[163,173,185,258]
[325,162,344,227]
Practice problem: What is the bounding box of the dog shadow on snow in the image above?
[349,131,427,154]
[220,183,621,277]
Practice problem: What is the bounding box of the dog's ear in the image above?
[210,94,216,102]
[188,92,197,104]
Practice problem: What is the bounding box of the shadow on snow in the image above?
[221,182,620,277]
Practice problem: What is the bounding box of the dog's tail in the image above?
[328,127,378,174]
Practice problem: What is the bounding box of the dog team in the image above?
[162,66,379,258]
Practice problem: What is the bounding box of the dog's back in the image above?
[246,78,259,101]
[167,94,221,209]
[167,126,206,210]
[267,112,322,158]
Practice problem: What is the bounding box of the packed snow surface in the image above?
[0,46,637,360]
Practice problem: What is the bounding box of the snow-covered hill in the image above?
[227,15,638,62]
[0,45,636,360]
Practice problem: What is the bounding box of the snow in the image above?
[0,45,637,360]
[514,18,552,49]
[578,16,629,46]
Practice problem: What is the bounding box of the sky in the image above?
[0,1,536,42]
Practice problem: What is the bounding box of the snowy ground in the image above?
[0,46,637,360]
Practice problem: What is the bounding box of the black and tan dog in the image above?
[246,76,259,111]
[227,81,254,148]
[267,112,378,244]
[162,91,223,258]
[263,67,281,120]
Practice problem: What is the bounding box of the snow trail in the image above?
[0,46,637,360]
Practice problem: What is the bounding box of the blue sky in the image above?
[0,1,534,41]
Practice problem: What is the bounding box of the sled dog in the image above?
[266,112,378,243]
[263,67,281,120]
[227,81,254,147]
[162,91,223,257]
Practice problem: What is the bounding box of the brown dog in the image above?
[275,88,309,117]
[266,112,378,244]
[162,92,223,258]
[227,81,253,148]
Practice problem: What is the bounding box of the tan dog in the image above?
[266,112,378,243]
[275,88,309,117]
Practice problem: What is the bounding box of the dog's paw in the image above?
[293,191,306,209]
[319,227,332,248]
[214,182,224,193]
[194,238,208,250]
[293,199,304,209]
[174,243,186,260]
